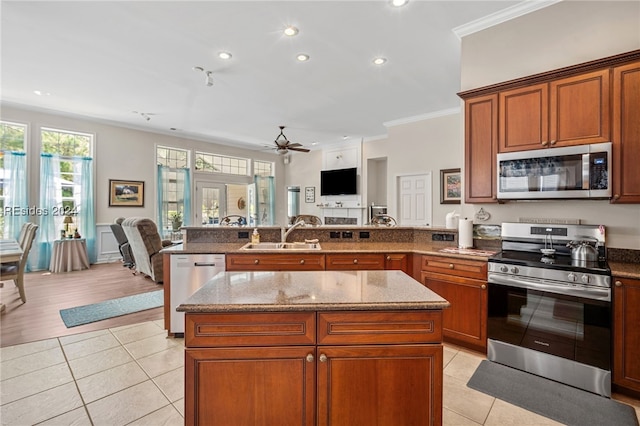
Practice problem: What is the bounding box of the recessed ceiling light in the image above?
[390,0,409,7]
[33,90,50,96]
[296,53,310,62]
[372,57,387,65]
[218,51,232,60]
[284,26,299,36]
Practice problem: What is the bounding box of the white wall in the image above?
[1,105,287,226]
[363,113,463,227]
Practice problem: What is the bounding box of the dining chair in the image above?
[0,223,38,303]
[293,215,323,226]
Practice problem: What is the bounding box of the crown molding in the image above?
[383,107,460,128]
[452,0,562,39]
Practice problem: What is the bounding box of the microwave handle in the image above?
[582,153,590,190]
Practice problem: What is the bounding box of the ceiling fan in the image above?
[271,126,310,155]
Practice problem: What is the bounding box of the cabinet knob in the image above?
[615,280,623,287]
[319,354,328,363]
[353,259,358,264]
[481,284,487,290]
[550,140,557,146]
[306,354,314,362]
[449,263,454,269]
[386,256,391,261]
[541,141,549,146]
[613,194,620,201]
[299,259,305,265]
[254,259,259,265]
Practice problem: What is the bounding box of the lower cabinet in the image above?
[420,255,488,352]
[325,253,385,270]
[226,253,325,271]
[184,310,444,426]
[613,276,640,394]
[384,252,410,274]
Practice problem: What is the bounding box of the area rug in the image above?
[467,360,639,426]
[59,290,163,328]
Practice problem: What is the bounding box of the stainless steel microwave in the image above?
[497,142,611,200]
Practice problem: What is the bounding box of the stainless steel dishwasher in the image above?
[170,254,225,335]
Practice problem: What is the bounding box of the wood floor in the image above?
[0,261,164,347]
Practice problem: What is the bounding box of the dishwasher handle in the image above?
[193,262,219,267]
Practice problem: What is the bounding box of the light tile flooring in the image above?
[1,320,638,425]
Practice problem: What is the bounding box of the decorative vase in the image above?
[172,221,182,231]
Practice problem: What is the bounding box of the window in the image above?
[41,127,92,217]
[157,146,191,235]
[195,152,248,176]
[0,121,27,239]
[254,160,274,177]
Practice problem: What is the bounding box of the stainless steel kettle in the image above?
[566,239,599,262]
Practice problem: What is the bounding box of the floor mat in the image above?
[59,290,163,327]
[467,360,639,426]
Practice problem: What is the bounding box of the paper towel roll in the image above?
[458,218,474,249]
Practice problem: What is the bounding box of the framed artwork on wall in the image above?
[305,187,315,203]
[109,179,145,207]
[440,168,461,204]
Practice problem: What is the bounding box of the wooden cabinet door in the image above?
[185,346,316,426]
[550,69,610,147]
[325,253,385,270]
[499,83,549,152]
[465,94,498,203]
[612,61,640,203]
[421,271,487,352]
[384,253,409,274]
[317,345,443,426]
[225,253,325,271]
[613,277,640,393]
[421,255,488,281]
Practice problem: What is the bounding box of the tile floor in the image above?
[1,320,638,425]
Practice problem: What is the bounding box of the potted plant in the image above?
[170,211,183,231]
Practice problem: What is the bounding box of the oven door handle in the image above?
[488,273,611,301]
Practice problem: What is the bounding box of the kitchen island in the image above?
[178,270,449,426]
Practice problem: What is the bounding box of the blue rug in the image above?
[59,290,163,328]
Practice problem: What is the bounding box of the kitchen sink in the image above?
[240,242,322,250]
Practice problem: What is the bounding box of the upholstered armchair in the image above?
[121,217,173,283]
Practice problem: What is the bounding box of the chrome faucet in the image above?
[282,220,306,243]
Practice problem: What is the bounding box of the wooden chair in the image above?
[0,223,38,303]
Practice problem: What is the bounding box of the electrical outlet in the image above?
[444,234,455,241]
[330,231,341,239]
[432,233,444,241]
[359,231,370,239]
[341,231,353,239]
[238,231,249,239]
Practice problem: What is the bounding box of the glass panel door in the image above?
[195,181,226,225]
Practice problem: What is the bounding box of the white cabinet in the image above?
[169,254,225,334]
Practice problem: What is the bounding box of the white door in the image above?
[397,173,432,226]
[194,181,226,225]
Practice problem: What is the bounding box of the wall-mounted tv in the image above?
[320,167,357,196]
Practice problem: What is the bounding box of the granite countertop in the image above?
[163,241,497,261]
[177,270,450,313]
[609,261,640,280]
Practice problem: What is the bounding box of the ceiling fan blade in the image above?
[288,142,303,148]
[288,146,310,153]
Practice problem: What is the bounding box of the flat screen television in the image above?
[320,167,357,196]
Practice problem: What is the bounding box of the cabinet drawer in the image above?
[226,253,325,271]
[421,255,487,280]
[317,311,442,345]
[325,253,385,270]
[185,312,316,347]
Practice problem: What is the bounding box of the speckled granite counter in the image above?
[177,270,450,313]
[609,262,640,279]
[163,241,497,261]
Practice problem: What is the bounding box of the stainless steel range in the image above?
[487,222,612,397]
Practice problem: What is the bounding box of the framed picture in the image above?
[440,168,461,204]
[305,186,315,203]
[109,179,145,207]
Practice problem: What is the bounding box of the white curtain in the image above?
[2,150,28,240]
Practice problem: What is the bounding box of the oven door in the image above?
[488,282,611,371]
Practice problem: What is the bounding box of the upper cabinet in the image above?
[611,60,640,203]
[459,50,640,204]
[499,70,610,152]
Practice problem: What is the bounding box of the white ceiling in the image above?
[2,1,545,152]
